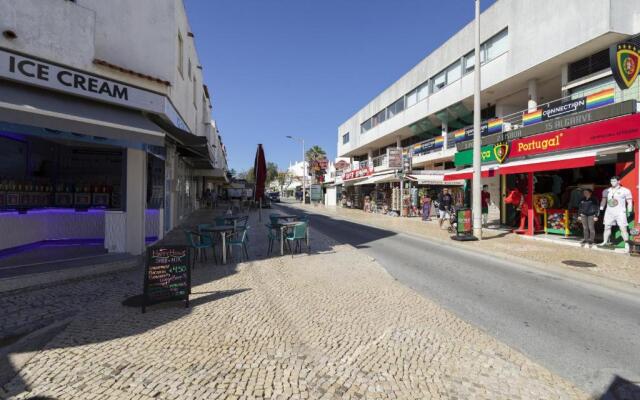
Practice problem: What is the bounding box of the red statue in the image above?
[504,187,541,233]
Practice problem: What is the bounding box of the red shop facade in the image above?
[446,112,640,245]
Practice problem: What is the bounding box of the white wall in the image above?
[0,0,213,137]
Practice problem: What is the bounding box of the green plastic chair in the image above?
[184,229,214,266]
[285,222,308,257]
[227,227,250,261]
[269,215,280,226]
[197,224,219,262]
[265,223,280,255]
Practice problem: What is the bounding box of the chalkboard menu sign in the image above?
[143,245,191,313]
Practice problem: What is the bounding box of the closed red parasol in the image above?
[253,144,267,202]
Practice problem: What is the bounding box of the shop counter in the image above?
[0,208,161,252]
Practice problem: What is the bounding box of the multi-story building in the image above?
[337,0,640,244]
[0,0,228,258]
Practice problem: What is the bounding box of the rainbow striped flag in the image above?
[434,136,444,148]
[522,109,542,126]
[586,88,615,110]
[487,118,503,134]
[454,129,466,142]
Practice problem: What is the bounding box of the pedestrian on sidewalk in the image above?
[481,185,491,227]
[577,188,599,245]
[438,189,453,229]
[421,195,432,221]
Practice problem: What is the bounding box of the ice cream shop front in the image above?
[0,49,189,273]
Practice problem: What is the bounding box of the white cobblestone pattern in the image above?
[1,218,585,399]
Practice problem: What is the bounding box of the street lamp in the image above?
[472,0,483,240]
[286,135,306,204]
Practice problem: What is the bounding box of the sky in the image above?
[185,0,497,172]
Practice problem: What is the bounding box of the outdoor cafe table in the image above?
[274,214,298,220]
[201,225,235,264]
[279,221,310,256]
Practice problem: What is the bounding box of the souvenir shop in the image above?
[341,170,465,218]
[448,111,640,247]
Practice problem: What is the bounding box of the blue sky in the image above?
[185,0,497,172]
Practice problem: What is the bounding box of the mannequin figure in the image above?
[598,176,634,252]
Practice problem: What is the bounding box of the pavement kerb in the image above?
[280,202,640,298]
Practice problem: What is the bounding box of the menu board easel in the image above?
[143,245,191,313]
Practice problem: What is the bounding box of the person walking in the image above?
[577,188,599,245]
[421,195,432,221]
[438,189,453,229]
[481,185,491,227]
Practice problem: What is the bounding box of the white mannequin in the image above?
[599,177,634,252]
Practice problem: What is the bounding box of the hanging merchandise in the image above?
[392,186,401,211]
[411,187,419,208]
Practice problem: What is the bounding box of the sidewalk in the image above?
[283,202,640,290]
[1,208,587,399]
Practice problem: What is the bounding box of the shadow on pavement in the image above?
[599,375,640,399]
[274,203,398,249]
[0,205,338,397]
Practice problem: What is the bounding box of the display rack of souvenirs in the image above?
[401,189,413,217]
[391,187,401,211]
[363,195,372,213]
[352,192,362,209]
[544,209,582,237]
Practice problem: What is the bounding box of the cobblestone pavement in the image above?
[286,202,640,289]
[1,211,587,399]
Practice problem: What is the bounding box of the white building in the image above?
[337,0,640,231]
[0,0,228,257]
[338,0,640,166]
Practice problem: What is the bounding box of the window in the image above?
[417,81,429,101]
[188,58,192,80]
[387,97,404,118]
[202,94,208,123]
[376,109,387,124]
[463,51,475,73]
[431,70,446,94]
[342,132,350,144]
[360,119,372,133]
[568,49,609,82]
[177,32,184,77]
[406,89,417,108]
[446,60,462,84]
[484,28,508,63]
[193,78,197,106]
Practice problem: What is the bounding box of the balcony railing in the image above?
[343,78,638,171]
[371,155,388,168]
[499,79,638,132]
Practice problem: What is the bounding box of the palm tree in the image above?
[305,145,327,183]
[305,145,326,164]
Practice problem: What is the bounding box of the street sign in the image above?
[387,148,402,169]
[310,184,323,202]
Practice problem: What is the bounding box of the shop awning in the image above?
[354,173,399,186]
[496,145,627,175]
[408,174,465,186]
[444,165,500,181]
[0,80,165,146]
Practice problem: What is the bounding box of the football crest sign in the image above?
[610,42,640,90]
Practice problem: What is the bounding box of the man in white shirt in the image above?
[599,176,634,252]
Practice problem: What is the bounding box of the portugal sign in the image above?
[611,42,640,90]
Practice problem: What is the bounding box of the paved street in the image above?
[277,202,640,397]
[0,210,590,400]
